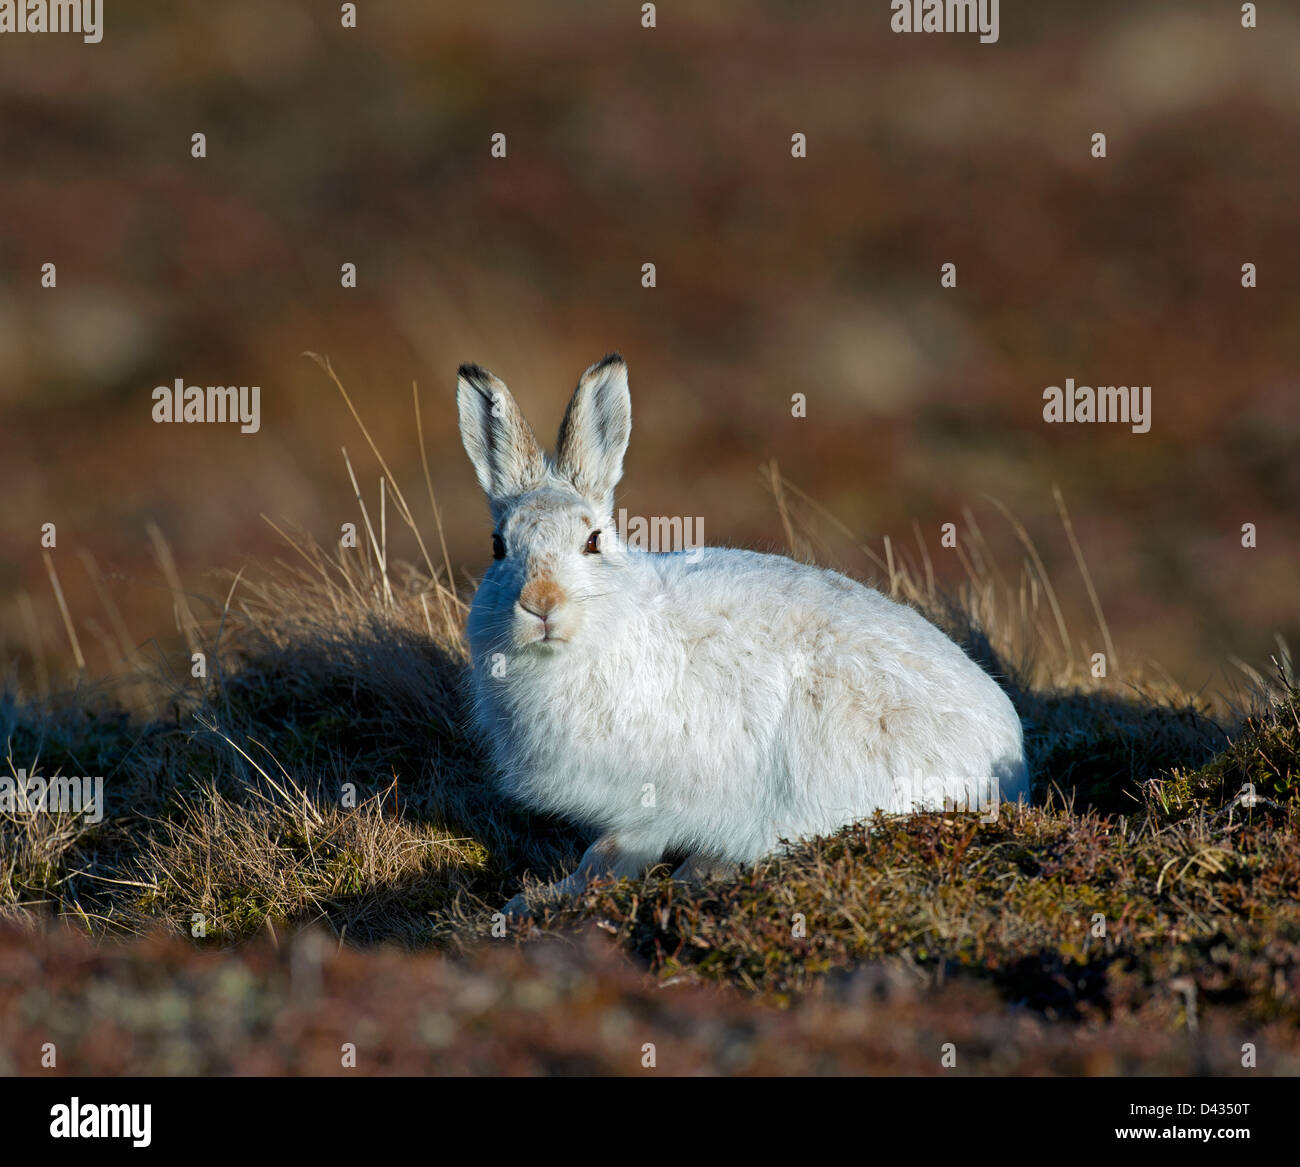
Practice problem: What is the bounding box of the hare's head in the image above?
[457,354,634,654]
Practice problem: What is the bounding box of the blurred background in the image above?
[1,0,1296,699]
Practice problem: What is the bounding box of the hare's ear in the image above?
[555,354,631,511]
[457,364,546,514]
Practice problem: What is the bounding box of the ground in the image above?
[1,431,1297,1075]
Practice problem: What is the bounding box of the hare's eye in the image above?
[492,533,506,560]
[584,530,601,555]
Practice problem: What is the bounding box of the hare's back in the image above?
[654,546,1020,759]
[654,546,969,671]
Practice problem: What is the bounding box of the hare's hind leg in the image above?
[502,834,660,918]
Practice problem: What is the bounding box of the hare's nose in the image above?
[519,598,552,622]
[519,577,566,620]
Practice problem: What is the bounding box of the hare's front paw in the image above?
[500,893,532,919]
[671,854,740,884]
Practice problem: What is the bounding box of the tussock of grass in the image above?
[1,362,1296,1072]
[2,530,584,943]
[1159,685,1300,813]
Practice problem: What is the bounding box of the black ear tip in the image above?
[457,362,487,381]
[595,352,625,370]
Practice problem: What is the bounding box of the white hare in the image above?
[457,354,1028,915]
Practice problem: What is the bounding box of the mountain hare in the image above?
[457,354,1028,916]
